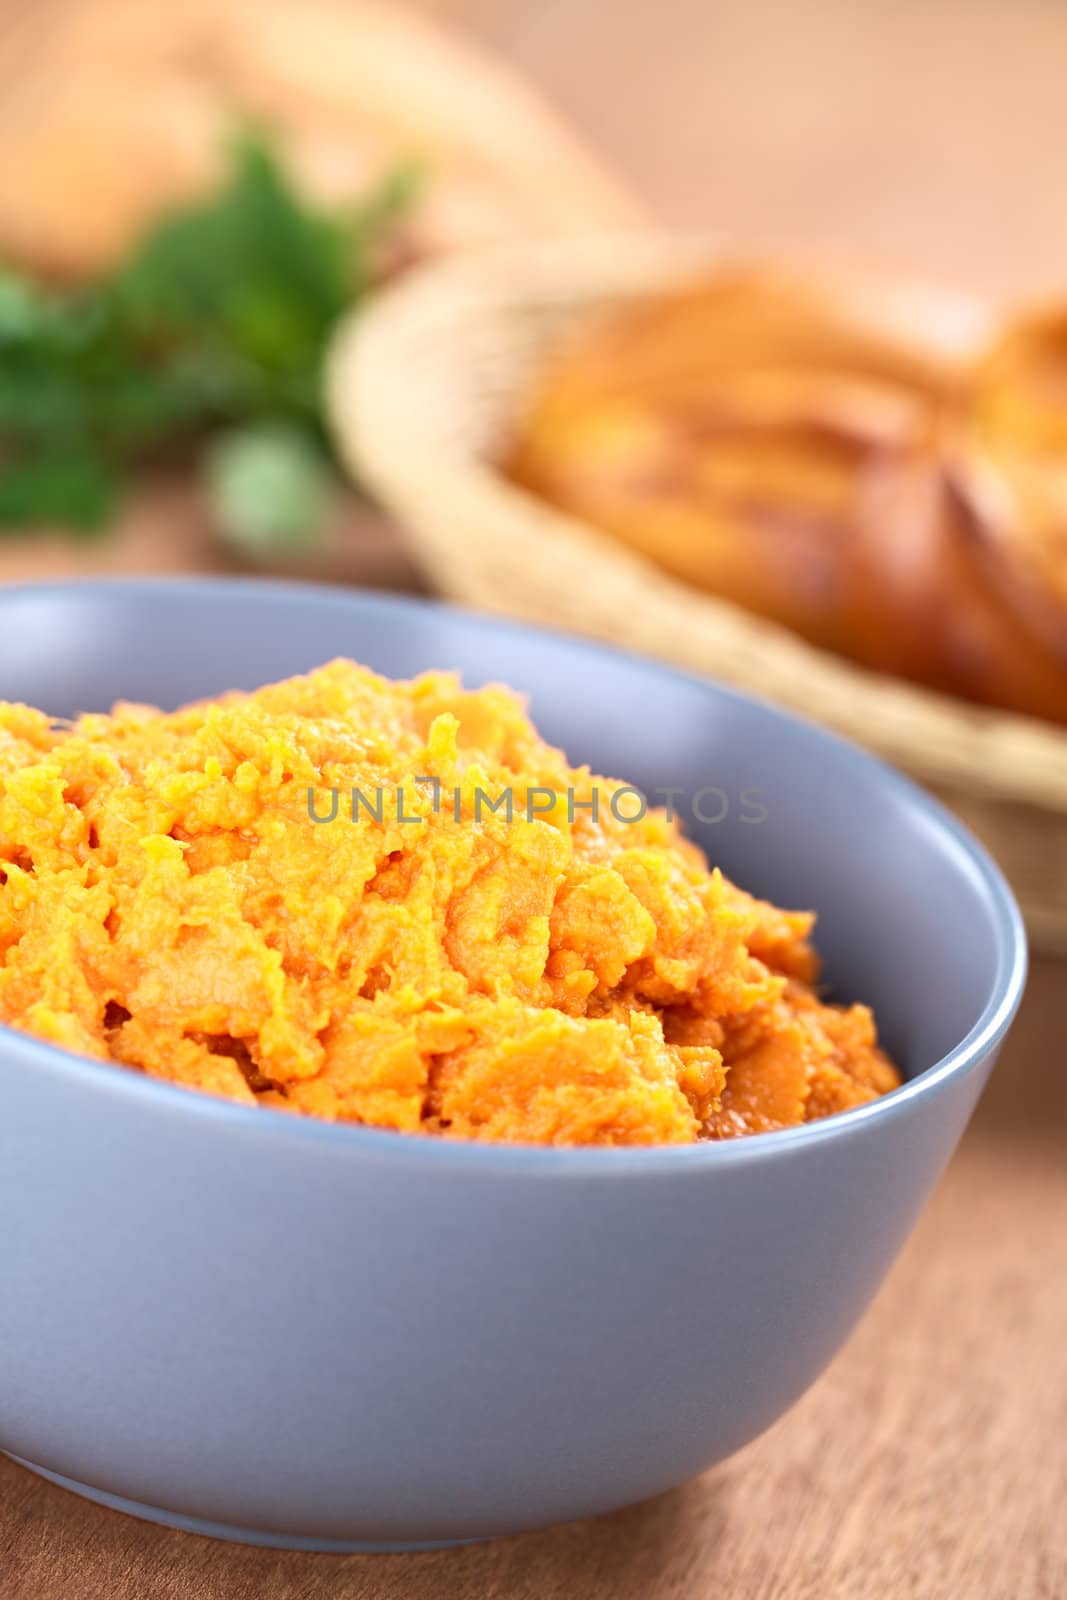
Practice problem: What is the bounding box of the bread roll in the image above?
[0,0,647,279]
[506,269,1067,724]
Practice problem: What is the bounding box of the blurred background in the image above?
[471,0,1067,299]
[3,0,1067,578]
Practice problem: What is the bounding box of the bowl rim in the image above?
[0,575,1029,1175]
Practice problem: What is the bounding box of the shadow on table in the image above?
[3,1456,728,1600]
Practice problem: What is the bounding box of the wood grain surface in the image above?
[2,2,1066,1596]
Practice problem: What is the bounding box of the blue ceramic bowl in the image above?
[0,579,1025,1551]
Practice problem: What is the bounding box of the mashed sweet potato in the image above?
[0,661,899,1144]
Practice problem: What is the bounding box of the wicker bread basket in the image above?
[328,235,1067,950]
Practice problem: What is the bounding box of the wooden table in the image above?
[2,3,1066,1596]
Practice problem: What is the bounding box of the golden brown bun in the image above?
[506,269,1067,725]
[960,308,1067,666]
[0,0,647,279]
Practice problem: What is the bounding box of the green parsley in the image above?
[0,131,419,546]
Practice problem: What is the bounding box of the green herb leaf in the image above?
[0,448,119,532]
[0,130,417,535]
[205,421,337,554]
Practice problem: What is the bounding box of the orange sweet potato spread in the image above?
[0,661,899,1144]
